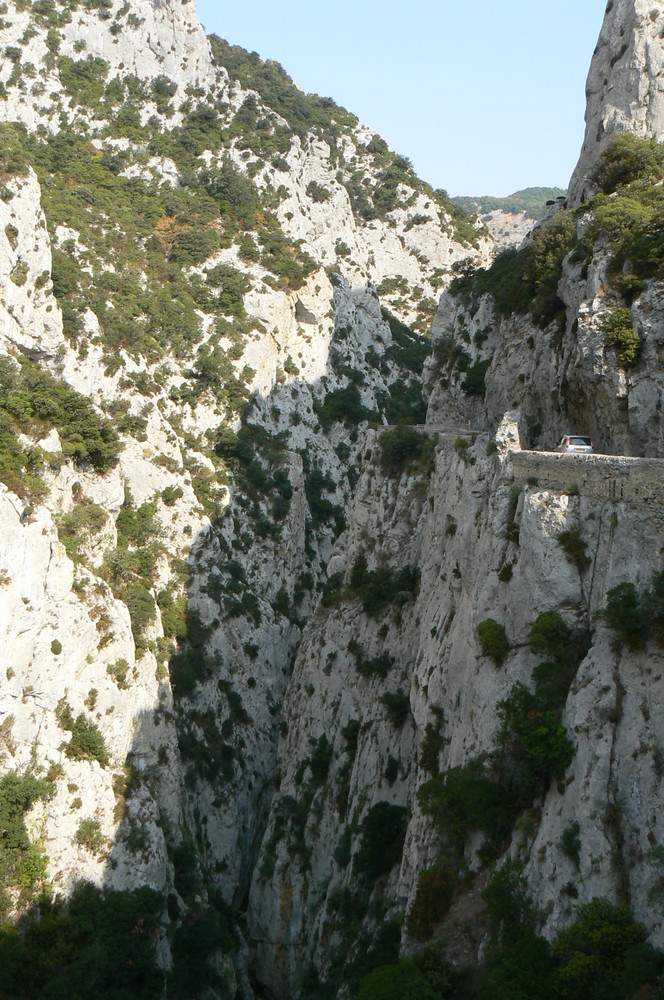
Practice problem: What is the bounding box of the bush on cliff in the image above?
[354,802,408,883]
[379,425,435,476]
[598,573,664,652]
[477,618,509,667]
[0,882,164,998]
[591,133,664,195]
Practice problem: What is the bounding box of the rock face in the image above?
[479,208,535,248]
[0,0,487,973]
[568,0,664,204]
[3,0,664,996]
[248,432,664,996]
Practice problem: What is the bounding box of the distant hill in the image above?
[453,186,566,220]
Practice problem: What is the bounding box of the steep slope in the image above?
[249,425,664,998]
[247,2,664,997]
[425,129,664,458]
[0,0,489,992]
[569,0,664,205]
[6,0,664,998]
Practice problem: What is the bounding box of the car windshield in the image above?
[569,437,591,445]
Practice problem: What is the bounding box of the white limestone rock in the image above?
[569,0,664,204]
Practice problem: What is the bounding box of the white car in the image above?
[555,435,593,454]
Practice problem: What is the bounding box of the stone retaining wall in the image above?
[512,451,664,523]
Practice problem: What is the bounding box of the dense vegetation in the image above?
[359,896,664,1000]
[0,356,121,497]
[0,771,53,922]
[449,134,664,370]
[450,208,576,329]
[209,36,479,246]
[599,568,664,651]
[209,35,358,144]
[0,876,235,999]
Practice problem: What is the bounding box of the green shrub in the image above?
[57,499,108,562]
[462,357,491,397]
[379,425,435,475]
[150,73,177,113]
[493,683,574,809]
[57,55,109,106]
[123,581,156,652]
[418,761,511,858]
[358,961,438,1000]
[315,383,376,430]
[349,553,419,617]
[50,639,62,655]
[560,821,581,867]
[591,133,664,195]
[305,467,336,525]
[167,606,214,697]
[0,771,52,919]
[9,261,27,286]
[557,525,591,572]
[0,881,165,996]
[359,652,393,678]
[75,817,105,855]
[354,802,408,883]
[385,756,399,783]
[530,611,591,711]
[206,262,249,316]
[601,304,641,367]
[408,862,457,941]
[334,826,352,867]
[382,309,430,375]
[600,582,649,651]
[0,357,121,496]
[161,485,183,506]
[420,719,447,776]
[306,180,331,202]
[321,571,343,607]
[106,658,129,689]
[482,860,530,933]
[381,689,410,729]
[65,714,109,766]
[479,927,556,1000]
[171,903,234,997]
[0,122,31,176]
[477,618,509,666]
[308,734,333,786]
[552,898,664,1000]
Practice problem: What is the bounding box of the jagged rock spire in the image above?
[568,0,664,205]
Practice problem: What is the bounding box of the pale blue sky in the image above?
[195,0,608,197]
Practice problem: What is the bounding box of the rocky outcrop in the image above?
[0,0,215,133]
[424,207,664,459]
[248,427,664,996]
[569,0,664,204]
[0,0,489,932]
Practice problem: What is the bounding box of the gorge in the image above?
[2,1,664,998]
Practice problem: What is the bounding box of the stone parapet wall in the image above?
[512,451,664,518]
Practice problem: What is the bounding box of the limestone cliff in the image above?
[3,0,664,997]
[0,0,487,989]
[569,0,664,204]
[248,427,664,997]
